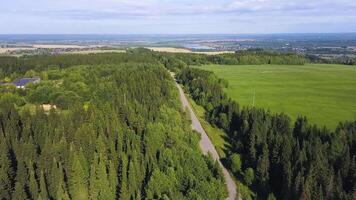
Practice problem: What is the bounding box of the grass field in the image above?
[196,64,356,129]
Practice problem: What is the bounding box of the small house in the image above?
[13,77,41,88]
[41,104,57,112]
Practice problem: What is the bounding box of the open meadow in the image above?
[197,64,356,128]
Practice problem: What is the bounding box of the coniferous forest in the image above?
[0,49,355,200]
[0,50,228,200]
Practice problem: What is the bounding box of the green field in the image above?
[196,64,356,129]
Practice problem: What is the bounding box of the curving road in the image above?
[171,73,238,200]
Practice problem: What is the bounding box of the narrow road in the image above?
[171,73,237,200]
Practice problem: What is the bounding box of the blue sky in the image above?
[1,0,356,34]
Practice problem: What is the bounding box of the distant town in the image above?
[1,34,356,64]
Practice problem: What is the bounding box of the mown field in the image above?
[196,64,356,128]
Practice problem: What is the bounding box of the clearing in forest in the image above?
[197,64,356,129]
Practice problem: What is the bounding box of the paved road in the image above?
[171,73,238,200]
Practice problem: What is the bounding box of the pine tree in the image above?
[256,143,270,197]
[119,153,129,200]
[89,153,112,200]
[108,160,118,199]
[56,182,71,200]
[89,164,98,200]
[128,157,138,198]
[28,160,39,199]
[12,161,30,200]
[0,140,12,200]
[39,170,49,200]
[68,151,89,200]
[48,158,59,199]
[248,126,257,165]
[56,162,70,200]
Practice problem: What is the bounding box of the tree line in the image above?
[177,67,355,200]
[0,48,159,77]
[156,50,307,70]
[306,54,356,65]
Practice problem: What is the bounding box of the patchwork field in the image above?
[65,49,126,54]
[147,47,234,55]
[197,64,356,128]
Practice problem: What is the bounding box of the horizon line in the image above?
[1,32,356,35]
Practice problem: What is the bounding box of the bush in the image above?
[228,153,241,174]
[28,85,54,104]
[244,168,254,186]
[267,193,276,200]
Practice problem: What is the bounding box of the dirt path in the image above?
[171,73,238,200]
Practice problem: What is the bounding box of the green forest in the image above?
[0,49,355,200]
[157,50,307,71]
[0,50,227,200]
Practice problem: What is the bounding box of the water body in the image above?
[183,43,214,50]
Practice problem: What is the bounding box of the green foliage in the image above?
[156,50,307,67]
[243,168,254,186]
[145,170,176,199]
[0,52,228,200]
[0,68,4,79]
[267,193,277,200]
[68,151,89,200]
[28,84,54,104]
[160,56,188,72]
[228,153,241,174]
[89,153,112,200]
[0,140,13,200]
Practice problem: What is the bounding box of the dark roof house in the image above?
[13,77,41,88]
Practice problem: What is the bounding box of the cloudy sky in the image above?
[1,0,356,34]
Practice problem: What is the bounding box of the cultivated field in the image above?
[0,47,35,54]
[147,47,234,55]
[197,64,356,128]
[65,49,126,54]
[0,45,124,55]
[32,44,89,49]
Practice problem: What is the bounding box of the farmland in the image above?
[147,47,234,55]
[196,64,356,128]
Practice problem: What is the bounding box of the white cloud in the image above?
[1,0,356,33]
[229,0,270,11]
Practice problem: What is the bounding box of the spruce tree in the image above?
[39,170,49,200]
[0,140,12,200]
[28,160,39,199]
[68,151,89,200]
[119,153,129,200]
[12,161,30,200]
[55,162,70,200]
[89,153,112,200]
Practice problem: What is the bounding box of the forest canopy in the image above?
[0,51,228,200]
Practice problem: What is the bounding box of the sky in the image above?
[1,0,356,34]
